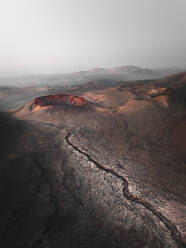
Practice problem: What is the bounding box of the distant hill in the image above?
[0,65,185,87]
[77,65,141,75]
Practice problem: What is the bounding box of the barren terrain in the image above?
[0,72,186,247]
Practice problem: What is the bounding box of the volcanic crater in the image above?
[35,94,87,107]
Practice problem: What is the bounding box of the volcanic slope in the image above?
[9,72,186,247]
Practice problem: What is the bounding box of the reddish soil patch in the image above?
[172,122,186,159]
[155,95,168,107]
[35,94,87,107]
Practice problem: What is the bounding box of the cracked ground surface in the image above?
[1,73,186,247]
[0,114,182,248]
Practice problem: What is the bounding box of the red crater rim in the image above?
[35,94,87,107]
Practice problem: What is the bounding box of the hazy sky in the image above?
[0,0,186,74]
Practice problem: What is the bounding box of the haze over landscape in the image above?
[0,0,186,76]
[0,1,186,248]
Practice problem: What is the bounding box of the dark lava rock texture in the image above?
[1,72,186,248]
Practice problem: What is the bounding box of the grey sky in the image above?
[0,0,186,74]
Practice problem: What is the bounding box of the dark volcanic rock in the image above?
[0,110,185,248]
[0,112,181,248]
[2,72,186,247]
